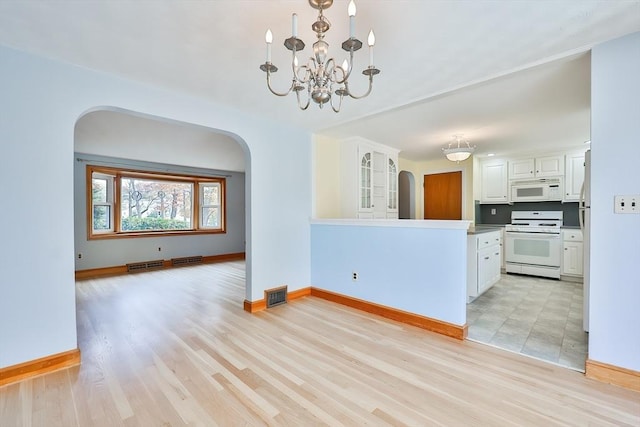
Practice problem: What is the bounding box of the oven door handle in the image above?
[505,232,561,239]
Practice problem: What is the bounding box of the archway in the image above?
[73,107,252,299]
[398,170,415,219]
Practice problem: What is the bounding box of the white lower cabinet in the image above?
[562,229,584,277]
[467,230,501,302]
[500,228,505,271]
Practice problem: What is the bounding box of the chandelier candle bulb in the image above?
[265,29,273,62]
[292,13,298,38]
[348,0,356,38]
[368,30,375,65]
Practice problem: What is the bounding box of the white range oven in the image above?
[504,211,563,279]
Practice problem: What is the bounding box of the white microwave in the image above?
[511,178,563,202]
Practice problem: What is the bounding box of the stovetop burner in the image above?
[505,211,563,234]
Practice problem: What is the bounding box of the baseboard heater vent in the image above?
[171,256,203,267]
[127,260,164,273]
[266,286,288,308]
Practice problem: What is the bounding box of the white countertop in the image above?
[310,218,472,230]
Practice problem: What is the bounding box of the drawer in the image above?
[477,231,501,249]
[563,229,583,242]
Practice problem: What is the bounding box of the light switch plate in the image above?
[614,195,639,214]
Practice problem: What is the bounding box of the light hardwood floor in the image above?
[1,261,638,426]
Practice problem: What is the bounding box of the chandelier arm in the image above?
[295,88,311,110]
[332,60,348,84]
[325,58,336,78]
[295,63,313,84]
[330,90,343,113]
[265,72,294,97]
[343,73,374,100]
[291,48,308,84]
[335,49,355,84]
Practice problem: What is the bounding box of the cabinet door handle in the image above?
[495,252,499,256]
[564,248,568,251]
[484,256,490,260]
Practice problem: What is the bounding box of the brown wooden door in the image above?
[424,171,462,220]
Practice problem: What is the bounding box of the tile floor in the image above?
[467,273,588,372]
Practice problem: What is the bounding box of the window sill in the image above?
[88,229,226,240]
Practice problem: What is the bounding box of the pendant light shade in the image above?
[443,135,475,162]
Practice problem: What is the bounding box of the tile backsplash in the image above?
[476,201,580,226]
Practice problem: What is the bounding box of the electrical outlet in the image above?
[78,253,82,259]
[352,271,359,281]
[158,247,162,251]
[491,208,497,215]
[614,195,640,214]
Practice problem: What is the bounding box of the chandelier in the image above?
[259,0,380,112]
[443,135,476,162]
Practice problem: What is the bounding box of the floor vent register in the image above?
[126,260,164,273]
[266,286,288,308]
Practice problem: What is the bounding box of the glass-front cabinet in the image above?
[347,138,398,219]
[359,151,372,211]
[387,158,398,212]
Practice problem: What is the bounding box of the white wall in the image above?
[0,44,311,368]
[589,32,640,371]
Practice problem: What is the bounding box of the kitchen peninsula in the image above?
[310,218,471,339]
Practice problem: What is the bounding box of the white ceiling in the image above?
[1,1,639,161]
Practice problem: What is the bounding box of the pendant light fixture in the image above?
[443,134,476,162]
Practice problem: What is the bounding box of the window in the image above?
[120,176,193,231]
[87,165,225,239]
[91,172,114,233]
[200,182,221,229]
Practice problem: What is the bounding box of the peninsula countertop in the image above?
[467,225,504,235]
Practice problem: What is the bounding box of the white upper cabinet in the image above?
[341,137,399,219]
[509,158,535,180]
[479,149,585,205]
[509,154,564,179]
[536,155,565,177]
[564,151,586,202]
[480,159,509,204]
